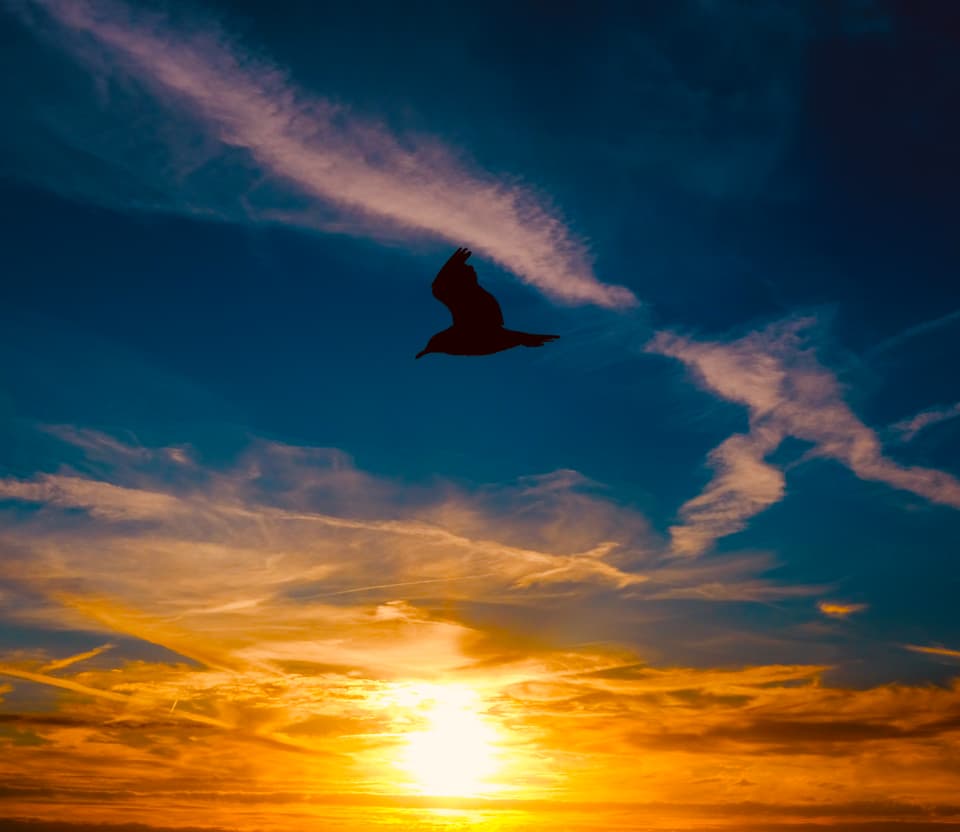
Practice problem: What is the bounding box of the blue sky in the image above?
[1,1,960,829]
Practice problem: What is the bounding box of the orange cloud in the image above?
[39,643,114,673]
[905,644,960,660]
[1,429,958,830]
[817,601,867,619]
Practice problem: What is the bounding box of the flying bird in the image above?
[416,248,559,359]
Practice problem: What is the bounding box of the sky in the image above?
[1,1,960,830]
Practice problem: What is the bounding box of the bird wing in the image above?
[431,247,504,329]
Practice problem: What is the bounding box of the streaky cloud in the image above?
[0,426,816,663]
[905,644,960,661]
[865,306,960,361]
[39,642,114,672]
[13,0,635,308]
[648,317,960,555]
[0,474,184,520]
[890,401,960,442]
[3,428,960,824]
[0,663,323,755]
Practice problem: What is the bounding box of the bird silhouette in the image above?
[416,248,559,359]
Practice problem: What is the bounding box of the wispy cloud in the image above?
[0,474,184,520]
[648,317,960,555]
[865,307,960,361]
[0,429,811,637]
[10,0,635,308]
[890,401,960,442]
[905,644,960,661]
[0,430,958,827]
[667,428,785,559]
[39,642,114,672]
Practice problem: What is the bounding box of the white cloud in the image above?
[648,318,960,555]
[14,0,635,308]
[668,428,785,558]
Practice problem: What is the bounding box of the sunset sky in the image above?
[2,1,960,830]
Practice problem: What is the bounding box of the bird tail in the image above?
[514,332,560,348]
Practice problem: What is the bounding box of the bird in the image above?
[416,247,559,359]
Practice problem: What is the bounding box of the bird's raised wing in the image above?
[431,247,504,329]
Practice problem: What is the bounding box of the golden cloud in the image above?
[817,601,868,619]
[1,429,958,829]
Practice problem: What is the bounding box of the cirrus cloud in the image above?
[647,317,960,555]
[8,0,635,308]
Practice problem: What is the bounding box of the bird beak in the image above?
[415,350,428,359]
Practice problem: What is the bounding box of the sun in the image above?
[396,684,501,797]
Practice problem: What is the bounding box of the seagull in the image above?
[416,248,559,359]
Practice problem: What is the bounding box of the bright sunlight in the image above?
[395,684,501,797]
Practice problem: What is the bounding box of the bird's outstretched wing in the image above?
[431,247,504,329]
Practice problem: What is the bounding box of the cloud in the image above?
[0,425,827,643]
[0,429,648,702]
[817,601,867,619]
[39,642,114,672]
[8,0,635,308]
[491,659,960,817]
[890,401,960,442]
[0,474,184,520]
[667,428,785,558]
[3,426,955,827]
[0,426,825,692]
[865,307,960,361]
[905,644,960,661]
[647,317,960,555]
[0,429,812,633]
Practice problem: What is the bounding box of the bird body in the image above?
[416,248,559,359]
[418,326,558,358]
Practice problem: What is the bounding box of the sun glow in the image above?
[396,684,501,797]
